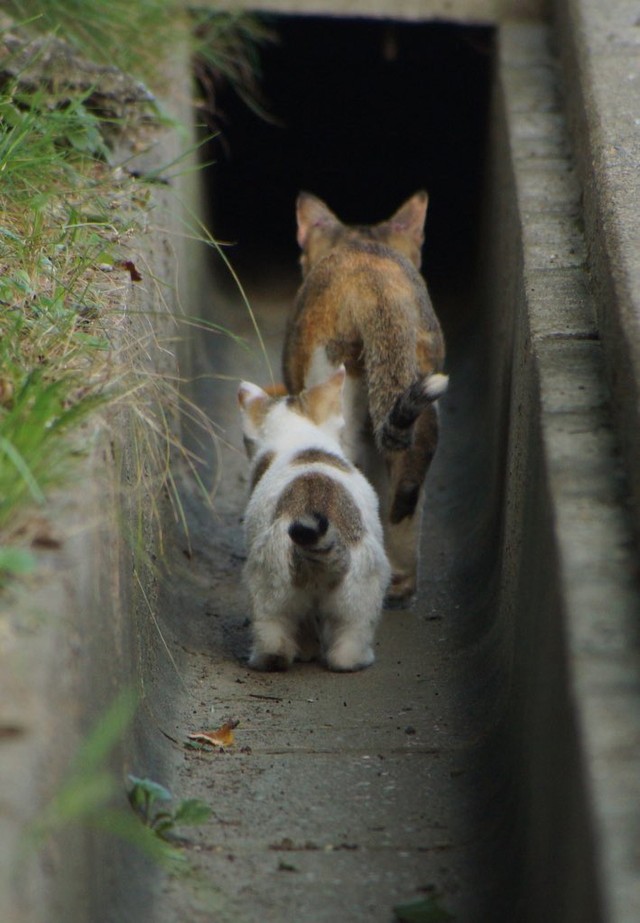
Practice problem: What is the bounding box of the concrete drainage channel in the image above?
[3,4,639,923]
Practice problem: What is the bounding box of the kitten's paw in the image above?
[326,643,375,672]
[249,651,292,672]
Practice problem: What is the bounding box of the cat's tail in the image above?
[379,372,449,451]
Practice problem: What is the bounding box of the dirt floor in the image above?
[136,251,514,923]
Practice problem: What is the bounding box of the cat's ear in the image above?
[378,191,428,268]
[387,190,428,245]
[296,192,340,249]
[303,365,346,425]
[238,381,271,443]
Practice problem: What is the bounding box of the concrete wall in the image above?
[487,18,640,923]
[207,0,548,24]
[553,0,640,539]
[0,46,206,923]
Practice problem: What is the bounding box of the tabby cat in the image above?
[282,191,447,604]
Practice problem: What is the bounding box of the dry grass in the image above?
[0,6,268,579]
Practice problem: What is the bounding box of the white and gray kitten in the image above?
[238,366,390,672]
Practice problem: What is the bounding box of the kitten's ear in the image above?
[238,382,271,442]
[303,365,346,425]
[238,380,269,407]
[387,190,428,246]
[296,192,340,249]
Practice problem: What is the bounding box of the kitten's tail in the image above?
[288,512,346,570]
[288,511,329,548]
[379,372,449,451]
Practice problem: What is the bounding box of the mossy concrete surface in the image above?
[0,50,207,923]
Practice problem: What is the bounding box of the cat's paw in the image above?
[384,573,416,609]
[249,651,292,671]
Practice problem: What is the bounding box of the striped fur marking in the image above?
[389,482,421,524]
[250,451,275,492]
[291,448,352,472]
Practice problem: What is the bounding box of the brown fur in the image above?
[291,448,353,472]
[275,472,364,547]
[286,376,344,426]
[262,382,288,398]
[284,194,445,440]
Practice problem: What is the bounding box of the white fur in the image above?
[239,384,390,672]
[306,349,371,469]
[423,372,448,401]
[306,346,336,388]
[341,374,370,468]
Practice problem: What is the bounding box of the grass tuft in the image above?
[0,5,270,573]
[2,0,184,80]
[192,9,276,126]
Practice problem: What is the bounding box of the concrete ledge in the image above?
[553,0,640,534]
[496,21,640,922]
[206,0,545,25]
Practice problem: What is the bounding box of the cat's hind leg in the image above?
[384,404,438,606]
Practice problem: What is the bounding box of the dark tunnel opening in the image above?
[200,16,494,327]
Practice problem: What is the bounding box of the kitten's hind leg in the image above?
[324,624,376,672]
[248,603,298,672]
[321,581,383,672]
[250,650,293,672]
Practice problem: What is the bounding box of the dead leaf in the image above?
[11,515,62,549]
[188,717,239,749]
[0,725,25,740]
[31,527,62,549]
[0,378,14,406]
[116,259,142,282]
